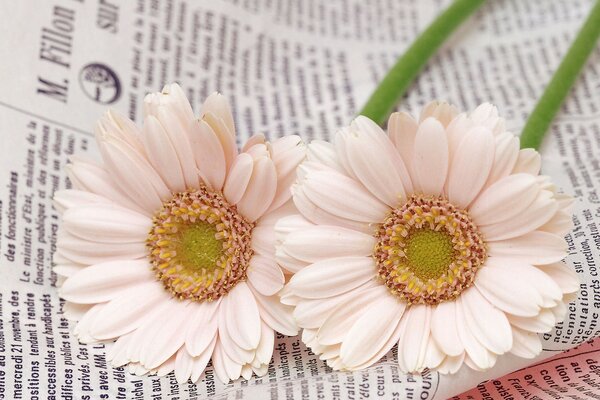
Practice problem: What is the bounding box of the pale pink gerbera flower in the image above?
[276,102,578,374]
[53,84,304,383]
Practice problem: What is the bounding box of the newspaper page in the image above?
[0,0,599,398]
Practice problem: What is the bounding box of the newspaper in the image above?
[0,0,599,398]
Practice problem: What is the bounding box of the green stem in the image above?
[520,0,600,150]
[358,0,486,125]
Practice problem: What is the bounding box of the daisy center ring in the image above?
[374,195,487,305]
[147,187,255,302]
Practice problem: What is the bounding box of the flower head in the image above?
[277,102,577,374]
[54,83,304,383]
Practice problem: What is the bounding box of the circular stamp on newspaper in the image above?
[79,63,121,104]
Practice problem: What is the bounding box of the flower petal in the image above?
[488,231,566,265]
[287,257,377,299]
[536,262,579,294]
[223,153,253,204]
[237,157,277,222]
[185,300,220,356]
[413,117,449,195]
[225,282,261,350]
[398,305,431,373]
[510,327,542,358]
[456,297,497,370]
[249,287,298,336]
[340,293,405,368]
[484,132,520,187]
[189,118,227,191]
[447,126,495,208]
[56,231,147,265]
[512,148,541,175]
[247,255,285,296]
[431,301,463,357]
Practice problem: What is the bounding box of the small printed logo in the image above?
[79,63,121,104]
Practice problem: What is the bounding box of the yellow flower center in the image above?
[147,188,254,302]
[374,195,486,305]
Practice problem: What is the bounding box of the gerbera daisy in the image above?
[53,83,304,383]
[276,102,578,374]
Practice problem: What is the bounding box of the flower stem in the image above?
[520,0,600,150]
[358,0,487,125]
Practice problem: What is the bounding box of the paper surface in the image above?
[1,0,599,398]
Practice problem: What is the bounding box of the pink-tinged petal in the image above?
[95,110,146,156]
[56,231,146,265]
[212,339,241,383]
[107,332,134,367]
[242,133,266,152]
[189,118,227,191]
[423,335,445,370]
[126,301,174,363]
[340,293,405,368]
[539,210,573,237]
[141,115,187,192]
[445,113,471,159]
[287,257,377,299]
[510,327,542,358]
[469,173,539,226]
[256,321,275,365]
[60,260,153,304]
[292,185,372,234]
[62,204,151,244]
[190,336,217,383]
[100,137,170,211]
[469,103,505,135]
[484,133,520,187]
[419,101,459,126]
[307,140,345,173]
[275,247,310,274]
[447,126,495,208]
[175,347,194,384]
[247,255,285,296]
[301,169,388,223]
[535,262,579,294]
[512,148,541,175]
[225,282,261,350]
[74,303,107,343]
[431,301,463,356]
[53,189,112,214]
[388,111,418,175]
[237,157,277,222]
[249,286,298,336]
[140,302,191,369]
[251,225,275,257]
[185,300,220,356]
[268,136,306,211]
[508,308,556,333]
[436,353,465,375]
[475,260,542,317]
[223,153,253,204]
[65,158,148,215]
[481,190,559,241]
[203,111,237,171]
[413,118,449,196]
[488,231,567,265]
[460,287,512,354]
[397,305,431,373]
[281,225,375,263]
[217,302,254,364]
[200,92,236,140]
[339,124,407,206]
[90,282,165,340]
[456,297,497,370]
[317,285,389,345]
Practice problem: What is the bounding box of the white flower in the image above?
[276,102,578,374]
[54,83,305,383]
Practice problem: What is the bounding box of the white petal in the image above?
[63,301,92,321]
[275,247,309,274]
[237,157,277,222]
[536,262,579,294]
[419,101,459,126]
[423,335,445,370]
[217,302,255,364]
[461,287,512,354]
[175,347,194,384]
[539,210,573,237]
[287,257,377,299]
[488,231,566,265]
[224,153,254,205]
[512,149,541,175]
[469,173,539,226]
[340,294,405,368]
[60,260,153,304]
[340,123,408,206]
[200,92,235,138]
[249,286,298,336]
[398,305,430,373]
[481,190,559,241]
[212,339,241,383]
[447,126,495,208]
[508,308,556,333]
[225,282,261,350]
[202,111,237,171]
[510,327,542,358]
[247,255,285,296]
[140,302,191,369]
[317,285,389,345]
[307,140,345,173]
[413,118,448,195]
[63,204,151,243]
[185,300,220,356]
[269,136,306,212]
[141,115,187,193]
[456,298,496,370]
[53,189,112,214]
[90,282,165,340]
[282,225,375,262]
[190,336,217,382]
[475,261,542,317]
[251,225,275,257]
[436,353,465,374]
[256,321,275,365]
[485,133,519,187]
[189,119,227,191]
[57,231,146,265]
[431,301,463,356]
[107,332,134,367]
[73,303,106,343]
[302,169,388,223]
